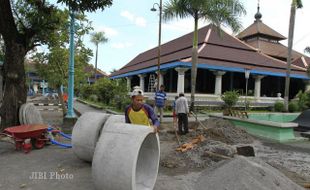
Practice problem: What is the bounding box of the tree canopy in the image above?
[57,0,112,12]
[0,0,113,129]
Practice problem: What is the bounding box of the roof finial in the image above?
[255,0,262,21]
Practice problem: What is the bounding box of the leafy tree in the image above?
[32,11,93,115]
[162,0,246,111]
[80,77,129,111]
[90,31,108,81]
[284,0,303,112]
[296,90,310,111]
[221,90,239,110]
[0,0,112,130]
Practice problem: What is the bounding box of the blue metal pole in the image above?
[66,8,76,118]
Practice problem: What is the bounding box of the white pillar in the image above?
[175,67,189,94]
[254,75,265,98]
[304,80,310,92]
[213,71,226,95]
[126,77,132,92]
[138,74,145,92]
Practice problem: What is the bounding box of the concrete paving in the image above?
[73,100,106,115]
[1,98,310,190]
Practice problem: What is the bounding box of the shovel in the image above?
[173,117,181,145]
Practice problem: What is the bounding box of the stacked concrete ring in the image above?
[92,118,160,190]
[72,112,111,162]
[19,103,27,125]
[25,103,43,124]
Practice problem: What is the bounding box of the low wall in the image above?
[209,114,298,142]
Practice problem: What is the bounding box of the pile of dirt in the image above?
[160,118,254,171]
[160,137,237,170]
[195,156,304,190]
[203,118,254,144]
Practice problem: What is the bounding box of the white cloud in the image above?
[111,42,133,49]
[95,26,119,37]
[120,10,147,27]
[120,10,134,22]
[135,17,147,27]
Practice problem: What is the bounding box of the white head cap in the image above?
[131,86,144,97]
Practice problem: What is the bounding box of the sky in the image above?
[56,0,310,74]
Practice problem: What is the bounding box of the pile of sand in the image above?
[195,156,304,190]
[203,118,254,144]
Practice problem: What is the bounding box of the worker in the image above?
[125,87,159,133]
[175,93,189,135]
[172,96,178,123]
[154,84,167,122]
[63,93,68,107]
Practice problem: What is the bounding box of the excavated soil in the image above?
[156,118,310,190]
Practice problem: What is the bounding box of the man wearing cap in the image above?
[125,87,159,133]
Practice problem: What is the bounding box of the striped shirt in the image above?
[155,90,167,108]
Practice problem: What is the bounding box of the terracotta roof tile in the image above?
[237,20,286,40]
[292,56,310,69]
[246,40,303,61]
[111,24,306,78]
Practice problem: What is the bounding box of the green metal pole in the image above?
[66,8,76,118]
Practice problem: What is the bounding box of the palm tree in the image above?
[284,0,303,112]
[305,46,310,54]
[90,31,108,81]
[162,0,246,111]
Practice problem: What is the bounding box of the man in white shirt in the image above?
[175,93,189,135]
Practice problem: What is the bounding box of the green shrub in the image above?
[89,94,98,102]
[80,85,96,99]
[288,101,299,112]
[296,90,310,111]
[112,94,131,111]
[221,90,239,109]
[274,101,284,112]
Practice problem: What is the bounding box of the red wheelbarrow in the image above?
[2,124,49,153]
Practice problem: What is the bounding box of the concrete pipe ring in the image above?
[19,103,26,125]
[103,114,125,126]
[72,112,111,162]
[92,122,160,190]
[25,103,43,124]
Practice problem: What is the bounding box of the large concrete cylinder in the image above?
[72,112,111,162]
[92,122,160,190]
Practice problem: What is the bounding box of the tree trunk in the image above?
[190,17,199,112]
[94,44,98,81]
[284,1,296,112]
[0,41,27,131]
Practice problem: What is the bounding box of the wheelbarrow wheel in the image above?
[31,138,45,149]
